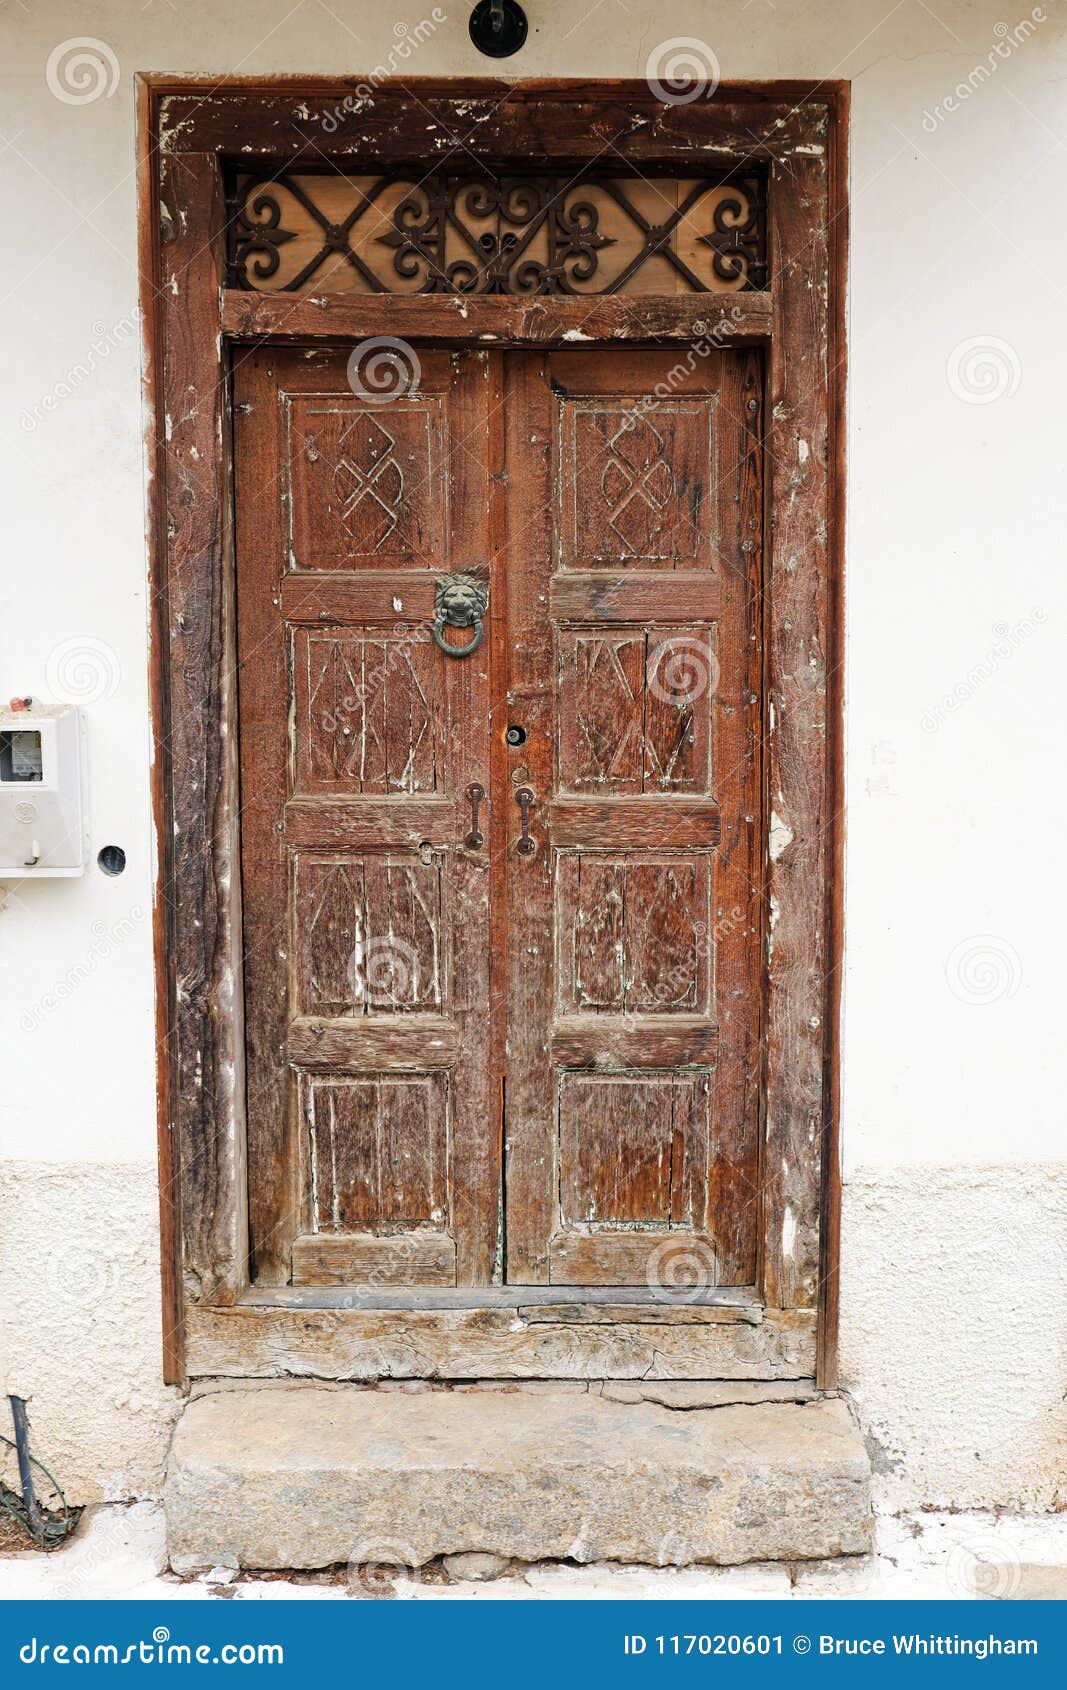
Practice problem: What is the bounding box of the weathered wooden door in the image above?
[235,347,497,1288]
[502,350,763,1290]
[234,341,763,1294]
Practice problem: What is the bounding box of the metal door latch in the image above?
[515,786,536,856]
[465,783,485,849]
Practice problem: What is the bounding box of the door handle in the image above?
[433,573,488,658]
[465,783,485,849]
[514,786,536,857]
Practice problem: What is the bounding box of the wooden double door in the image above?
[234,341,764,1295]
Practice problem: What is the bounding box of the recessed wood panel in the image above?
[557,1071,710,1229]
[292,628,440,796]
[557,854,710,1015]
[558,628,714,793]
[293,854,445,1018]
[286,395,444,568]
[302,1072,449,1232]
[560,401,714,569]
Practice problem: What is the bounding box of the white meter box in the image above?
[0,704,86,877]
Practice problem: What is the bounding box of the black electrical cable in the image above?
[1,1396,77,1547]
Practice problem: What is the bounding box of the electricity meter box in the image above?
[0,703,86,877]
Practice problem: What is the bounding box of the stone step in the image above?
[165,1386,872,1574]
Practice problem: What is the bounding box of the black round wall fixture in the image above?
[469,0,528,58]
[97,844,126,877]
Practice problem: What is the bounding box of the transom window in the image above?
[228,169,766,296]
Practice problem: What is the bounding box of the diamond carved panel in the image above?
[333,413,406,552]
[286,396,443,568]
[561,400,714,568]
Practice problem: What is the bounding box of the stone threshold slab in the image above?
[165,1386,872,1573]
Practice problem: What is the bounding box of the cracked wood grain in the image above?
[185,1304,816,1381]
[159,151,248,1309]
[761,150,833,1310]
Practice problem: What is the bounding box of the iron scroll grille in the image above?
[227,170,767,296]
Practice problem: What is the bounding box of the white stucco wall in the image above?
[1,0,1064,1512]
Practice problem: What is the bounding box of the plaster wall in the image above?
[0,0,1064,1510]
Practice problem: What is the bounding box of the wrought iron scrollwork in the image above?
[230,184,298,286]
[227,169,766,295]
[700,189,767,287]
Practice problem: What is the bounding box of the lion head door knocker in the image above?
[432,573,489,658]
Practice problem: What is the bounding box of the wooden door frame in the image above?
[138,76,848,1389]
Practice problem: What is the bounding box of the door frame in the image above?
[138,76,848,1389]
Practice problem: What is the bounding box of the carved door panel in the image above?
[235,342,764,1297]
[234,346,495,1288]
[502,350,764,1289]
